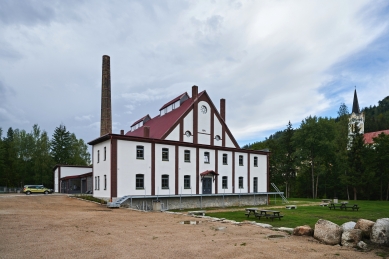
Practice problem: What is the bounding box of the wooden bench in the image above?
[255,211,284,221]
[329,203,359,211]
[341,204,360,211]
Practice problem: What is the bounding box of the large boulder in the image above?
[341,229,363,247]
[341,221,356,232]
[293,225,314,236]
[314,219,342,245]
[354,219,375,238]
[370,218,389,246]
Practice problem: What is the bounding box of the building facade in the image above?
[89,86,270,200]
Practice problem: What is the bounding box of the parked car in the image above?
[23,185,53,195]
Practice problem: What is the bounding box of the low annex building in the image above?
[53,165,93,194]
[88,85,270,202]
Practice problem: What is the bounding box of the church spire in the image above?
[352,87,360,114]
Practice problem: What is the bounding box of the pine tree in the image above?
[51,124,72,164]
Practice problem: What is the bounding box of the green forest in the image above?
[0,124,90,189]
[243,96,389,201]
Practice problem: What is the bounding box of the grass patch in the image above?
[73,194,107,204]
[203,199,389,228]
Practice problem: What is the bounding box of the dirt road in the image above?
[0,194,384,258]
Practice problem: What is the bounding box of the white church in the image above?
[87,56,271,209]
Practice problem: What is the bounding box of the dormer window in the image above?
[159,93,188,116]
[130,115,151,132]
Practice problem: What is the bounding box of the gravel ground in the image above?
[0,194,385,259]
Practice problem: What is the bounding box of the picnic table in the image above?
[255,210,284,221]
[328,203,359,211]
[244,208,259,218]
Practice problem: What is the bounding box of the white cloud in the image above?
[0,0,388,145]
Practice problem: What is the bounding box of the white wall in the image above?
[199,148,215,194]
[54,168,59,192]
[93,140,111,198]
[155,144,176,195]
[183,110,193,143]
[197,101,211,145]
[117,140,152,197]
[256,155,268,192]
[225,134,236,148]
[165,125,180,141]
[178,146,197,195]
[217,150,232,193]
[214,115,222,147]
[60,167,91,178]
[234,152,248,193]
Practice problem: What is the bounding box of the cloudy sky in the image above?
[1,0,389,148]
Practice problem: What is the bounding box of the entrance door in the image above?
[253,177,258,193]
[202,178,212,194]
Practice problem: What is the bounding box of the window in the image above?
[222,154,228,165]
[97,150,100,163]
[97,176,100,190]
[104,147,106,161]
[104,175,107,190]
[94,177,97,190]
[162,148,169,161]
[184,150,190,162]
[239,177,243,189]
[254,157,258,167]
[222,176,228,189]
[215,135,221,141]
[184,175,191,189]
[185,131,192,138]
[204,152,210,163]
[253,177,258,193]
[137,146,144,159]
[239,155,244,166]
[136,174,144,189]
[162,175,169,189]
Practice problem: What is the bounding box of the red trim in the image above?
[267,153,270,192]
[211,109,214,146]
[60,172,93,181]
[247,155,250,193]
[175,145,179,195]
[196,148,199,194]
[215,151,218,194]
[151,143,155,195]
[111,138,117,198]
[232,152,235,193]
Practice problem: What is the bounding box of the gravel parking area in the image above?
[0,194,383,258]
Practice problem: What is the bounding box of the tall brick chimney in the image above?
[220,98,225,121]
[100,55,112,136]
[192,85,198,101]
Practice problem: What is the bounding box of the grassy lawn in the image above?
[202,198,389,228]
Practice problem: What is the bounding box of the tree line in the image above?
[243,96,389,201]
[0,124,90,189]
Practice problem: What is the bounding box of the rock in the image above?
[255,223,272,228]
[314,219,342,245]
[355,219,375,238]
[341,229,362,247]
[357,241,368,250]
[370,218,389,246]
[341,221,356,232]
[293,225,314,236]
[279,227,294,234]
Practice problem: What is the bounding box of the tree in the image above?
[372,133,389,200]
[68,133,91,165]
[293,116,335,199]
[51,124,72,164]
[346,123,367,200]
[280,121,296,198]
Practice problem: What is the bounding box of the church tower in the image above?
[348,88,365,148]
[100,55,112,136]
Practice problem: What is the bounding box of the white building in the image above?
[53,165,93,194]
[89,86,270,204]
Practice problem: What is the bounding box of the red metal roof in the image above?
[159,92,189,111]
[200,170,219,176]
[364,130,389,144]
[126,92,204,139]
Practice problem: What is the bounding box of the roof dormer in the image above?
[159,92,189,116]
[130,115,151,132]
